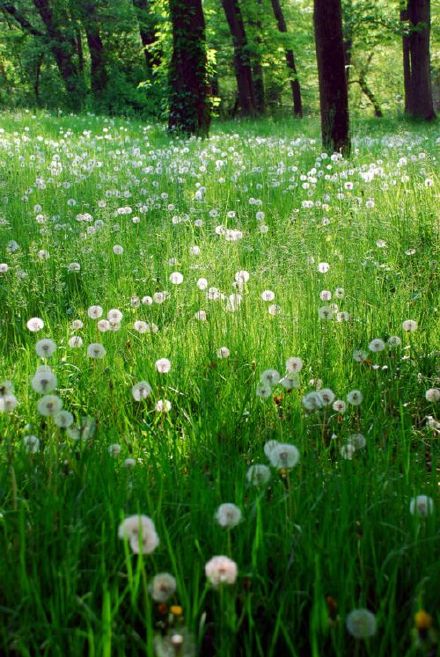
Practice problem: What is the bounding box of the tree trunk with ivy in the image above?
[168,0,211,136]
[314,0,350,155]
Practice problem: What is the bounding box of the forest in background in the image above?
[0,0,439,121]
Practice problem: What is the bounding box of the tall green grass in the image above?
[0,110,439,657]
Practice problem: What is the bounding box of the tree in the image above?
[270,0,302,116]
[220,0,257,116]
[314,0,350,155]
[168,0,211,136]
[76,0,107,103]
[32,0,86,108]
[401,0,436,120]
[132,0,160,72]
[342,1,383,117]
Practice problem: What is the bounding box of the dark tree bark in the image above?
[168,0,211,136]
[32,0,85,108]
[270,0,302,117]
[79,1,107,101]
[132,0,160,71]
[221,0,257,116]
[401,0,436,120]
[314,0,350,155]
[250,0,265,114]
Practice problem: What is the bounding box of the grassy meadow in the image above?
[0,110,439,657]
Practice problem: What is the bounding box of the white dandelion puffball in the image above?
[268,304,281,316]
[35,338,57,358]
[261,290,275,301]
[286,357,303,373]
[53,410,74,428]
[68,336,83,348]
[235,270,250,284]
[87,343,106,359]
[0,394,18,413]
[318,262,330,273]
[215,503,242,529]
[205,555,238,587]
[71,319,83,331]
[149,573,177,602]
[317,388,336,406]
[346,609,377,639]
[37,395,63,417]
[31,366,57,394]
[97,319,110,332]
[170,271,183,285]
[155,358,171,374]
[108,443,121,457]
[302,392,324,412]
[256,383,272,399]
[118,515,160,555]
[280,375,300,390]
[23,435,40,454]
[333,399,346,413]
[217,346,230,359]
[347,390,363,406]
[27,317,44,332]
[132,381,152,401]
[260,369,280,386]
[268,443,300,469]
[425,388,440,402]
[113,244,124,255]
[264,440,280,459]
[410,495,434,517]
[402,319,418,332]
[107,308,123,323]
[87,305,103,319]
[155,399,172,413]
[246,464,271,486]
[368,338,385,353]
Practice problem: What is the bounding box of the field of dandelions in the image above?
[0,110,439,657]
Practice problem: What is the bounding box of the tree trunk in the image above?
[357,73,383,117]
[80,1,107,101]
[250,0,265,114]
[221,0,257,116]
[314,0,350,155]
[168,0,211,136]
[270,0,302,117]
[400,7,413,114]
[32,0,85,109]
[403,0,436,120]
[132,0,160,71]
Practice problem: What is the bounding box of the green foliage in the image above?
[3,0,437,118]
